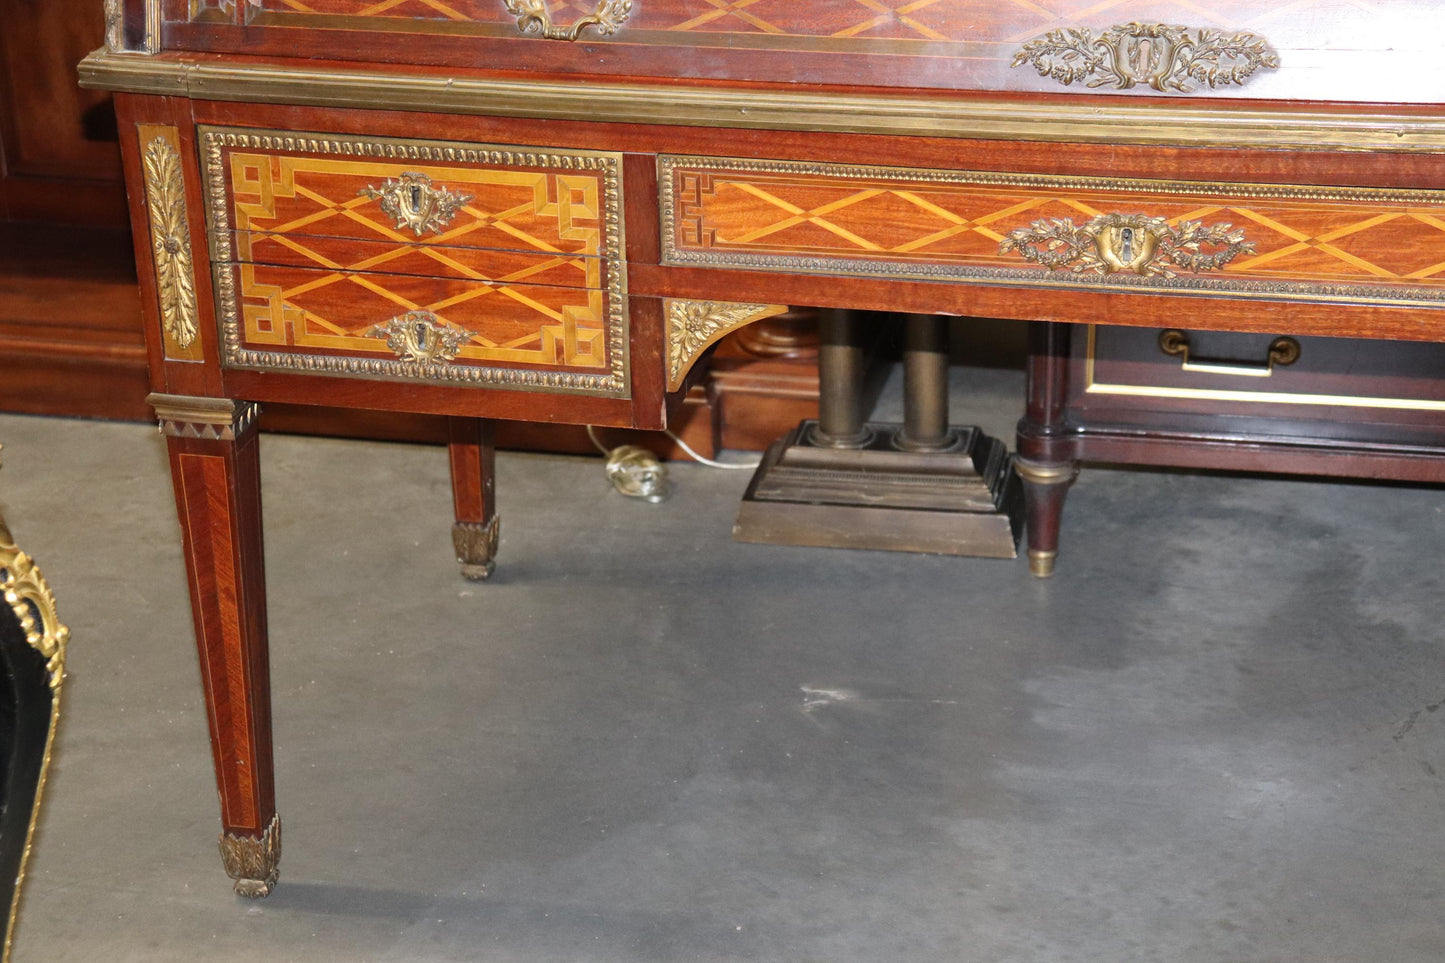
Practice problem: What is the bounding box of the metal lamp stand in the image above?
[733,310,1022,557]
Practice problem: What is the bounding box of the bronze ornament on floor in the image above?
[0,467,70,962]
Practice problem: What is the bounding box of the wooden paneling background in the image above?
[0,0,151,421]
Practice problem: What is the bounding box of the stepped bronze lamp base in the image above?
[733,419,1023,557]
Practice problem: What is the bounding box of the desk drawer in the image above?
[661,155,1445,312]
[1075,325,1445,438]
[200,127,628,396]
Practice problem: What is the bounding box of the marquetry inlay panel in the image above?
[200,127,628,396]
[251,1,1308,45]
[661,155,1445,308]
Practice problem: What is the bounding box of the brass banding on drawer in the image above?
[201,127,628,395]
[660,154,1445,308]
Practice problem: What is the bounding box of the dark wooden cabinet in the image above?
[0,0,150,420]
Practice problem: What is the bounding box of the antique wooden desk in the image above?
[82,2,1445,896]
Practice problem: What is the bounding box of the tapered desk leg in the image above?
[151,394,279,898]
[448,417,499,581]
[1016,323,1080,578]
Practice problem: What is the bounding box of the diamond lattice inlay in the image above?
[664,156,1445,301]
[225,150,612,371]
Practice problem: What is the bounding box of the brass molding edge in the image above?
[140,131,201,351]
[0,512,69,963]
[219,814,281,899]
[664,299,789,390]
[658,155,1445,308]
[198,126,629,398]
[148,393,262,440]
[78,50,1445,154]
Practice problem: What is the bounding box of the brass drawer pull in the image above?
[358,172,472,238]
[1158,329,1300,378]
[503,0,634,41]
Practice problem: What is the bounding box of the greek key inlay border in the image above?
[659,155,1445,309]
[200,127,629,398]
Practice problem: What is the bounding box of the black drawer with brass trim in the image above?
[1052,324,1445,480]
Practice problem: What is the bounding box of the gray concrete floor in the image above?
[1,366,1443,962]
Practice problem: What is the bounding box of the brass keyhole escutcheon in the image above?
[359,172,472,238]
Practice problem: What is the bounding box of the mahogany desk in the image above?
[82,2,1445,896]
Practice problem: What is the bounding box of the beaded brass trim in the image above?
[199,127,630,397]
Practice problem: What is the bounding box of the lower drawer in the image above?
[214,263,629,396]
[1071,325,1445,445]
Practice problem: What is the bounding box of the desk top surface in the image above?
[109,1,1443,106]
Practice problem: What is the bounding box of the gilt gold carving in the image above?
[0,503,69,963]
[141,132,201,353]
[0,522,68,694]
[365,311,471,365]
[1012,22,1280,93]
[503,0,633,41]
[1000,213,1253,278]
[358,172,472,238]
[664,299,788,390]
[219,814,281,898]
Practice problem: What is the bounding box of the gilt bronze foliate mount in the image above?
[1012,22,1279,93]
[1001,213,1253,278]
[503,0,634,42]
[366,311,471,365]
[359,172,472,238]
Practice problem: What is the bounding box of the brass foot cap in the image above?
[234,878,274,899]
[1028,550,1058,579]
[460,560,496,581]
[453,518,500,581]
